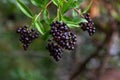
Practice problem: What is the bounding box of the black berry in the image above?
[80,13,96,36]
[47,40,63,61]
[16,25,39,50]
[50,21,77,50]
[47,21,77,61]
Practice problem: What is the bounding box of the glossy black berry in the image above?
[80,13,96,36]
[16,25,39,50]
[46,21,77,61]
[47,40,63,61]
[50,21,77,50]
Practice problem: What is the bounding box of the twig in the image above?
[46,0,52,8]
[34,10,43,22]
[34,0,52,22]
[73,8,83,17]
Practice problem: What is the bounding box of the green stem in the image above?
[35,10,43,22]
[30,10,43,29]
[57,6,62,21]
[35,0,52,21]
[31,0,52,27]
[57,8,59,21]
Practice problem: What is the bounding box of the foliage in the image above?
[17,0,91,40]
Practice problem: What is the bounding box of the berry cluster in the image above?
[50,21,77,50]
[47,21,77,61]
[16,26,39,50]
[80,13,96,36]
[47,40,63,61]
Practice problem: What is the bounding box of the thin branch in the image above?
[34,0,52,22]
[34,10,43,22]
[73,8,83,17]
[46,0,52,8]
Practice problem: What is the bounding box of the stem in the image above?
[57,8,60,21]
[73,8,83,17]
[31,0,52,26]
[46,0,52,8]
[34,0,52,22]
[53,6,62,21]
[57,5,62,21]
[30,10,43,28]
[45,0,52,19]
[53,17,57,21]
[34,10,43,22]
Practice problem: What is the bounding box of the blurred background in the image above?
[0,0,120,80]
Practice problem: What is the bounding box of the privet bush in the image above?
[16,0,96,61]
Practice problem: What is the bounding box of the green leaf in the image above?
[31,0,41,7]
[63,16,87,28]
[43,9,49,24]
[52,0,60,6]
[57,8,62,21]
[72,10,78,17]
[63,16,87,24]
[59,0,64,7]
[67,23,79,28]
[42,30,51,41]
[61,0,82,14]
[17,0,33,18]
[34,21,45,35]
[82,0,93,14]
[52,0,63,7]
[74,0,83,8]
[31,0,49,8]
[61,0,75,14]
